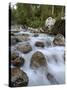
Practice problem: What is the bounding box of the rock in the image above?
[28,27,40,33]
[47,73,57,84]
[41,26,49,34]
[11,36,21,45]
[53,34,65,46]
[11,68,29,87]
[11,32,15,36]
[30,51,47,69]
[11,52,24,67]
[11,36,16,45]
[45,17,56,30]
[11,25,20,32]
[35,41,45,48]
[64,51,65,62]
[16,34,30,42]
[17,44,32,54]
[11,52,19,60]
[33,33,39,37]
[21,25,28,30]
[47,73,54,81]
[21,34,29,37]
[11,57,25,67]
[61,16,65,20]
[39,28,45,33]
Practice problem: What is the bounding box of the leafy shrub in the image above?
[51,19,65,37]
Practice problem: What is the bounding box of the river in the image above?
[11,28,65,86]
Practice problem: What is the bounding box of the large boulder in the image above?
[30,51,47,69]
[35,41,45,48]
[45,17,56,30]
[11,68,29,87]
[17,44,32,54]
[53,34,65,46]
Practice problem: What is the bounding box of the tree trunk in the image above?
[52,5,54,16]
[61,7,64,17]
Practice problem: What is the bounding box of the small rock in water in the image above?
[17,44,32,54]
[53,34,65,46]
[11,68,29,87]
[33,33,39,37]
[47,73,54,81]
[47,73,57,84]
[35,41,45,48]
[30,51,47,69]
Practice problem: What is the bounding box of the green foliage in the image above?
[11,3,65,28]
[51,19,65,36]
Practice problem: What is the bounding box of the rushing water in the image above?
[11,29,65,86]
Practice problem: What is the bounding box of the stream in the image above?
[11,28,65,86]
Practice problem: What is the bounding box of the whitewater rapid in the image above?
[11,30,65,86]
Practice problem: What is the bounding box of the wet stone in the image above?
[11,68,29,87]
[53,34,65,46]
[30,51,47,69]
[35,41,45,48]
[47,73,58,84]
[11,36,21,46]
[16,34,30,42]
[17,44,32,54]
[33,33,39,37]
[11,52,19,60]
[11,57,25,67]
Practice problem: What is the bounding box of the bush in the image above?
[51,19,65,37]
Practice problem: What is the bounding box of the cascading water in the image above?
[11,29,65,86]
